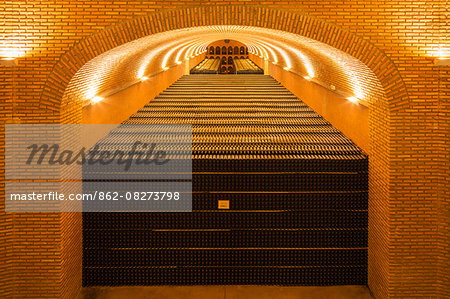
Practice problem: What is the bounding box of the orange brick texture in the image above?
[0,2,448,299]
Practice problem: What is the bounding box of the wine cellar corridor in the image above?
[1,3,447,297]
[82,74,369,286]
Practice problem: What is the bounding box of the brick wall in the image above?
[0,2,447,298]
[1,64,15,298]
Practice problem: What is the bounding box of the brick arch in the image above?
[40,5,406,298]
[41,5,407,122]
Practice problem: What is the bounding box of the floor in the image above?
[82,286,373,299]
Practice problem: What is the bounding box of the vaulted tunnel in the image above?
[74,26,376,287]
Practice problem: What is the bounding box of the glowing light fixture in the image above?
[185,44,198,59]
[186,45,197,58]
[253,36,314,78]
[0,46,24,66]
[90,96,104,104]
[176,42,198,64]
[430,46,449,65]
[138,38,189,79]
[194,42,208,56]
[254,45,263,58]
[161,44,185,69]
[0,47,25,60]
[258,45,269,60]
[255,41,278,64]
[192,43,204,57]
[0,57,18,66]
[288,46,315,78]
[347,96,359,104]
[185,42,206,59]
[434,57,450,66]
[248,44,258,56]
[140,76,149,81]
[137,47,164,79]
[271,45,291,70]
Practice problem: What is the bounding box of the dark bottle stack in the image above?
[83,74,368,286]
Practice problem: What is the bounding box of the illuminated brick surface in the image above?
[0,2,448,298]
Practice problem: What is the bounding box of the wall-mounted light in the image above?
[0,46,26,65]
[434,57,450,66]
[175,42,197,64]
[430,46,449,65]
[255,41,278,64]
[347,96,359,104]
[273,45,291,70]
[304,76,312,81]
[162,40,198,69]
[0,57,19,66]
[137,38,186,79]
[90,96,104,104]
[259,45,269,60]
[289,47,315,79]
[140,76,149,81]
[185,44,197,60]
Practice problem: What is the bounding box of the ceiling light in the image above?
[140,76,149,81]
